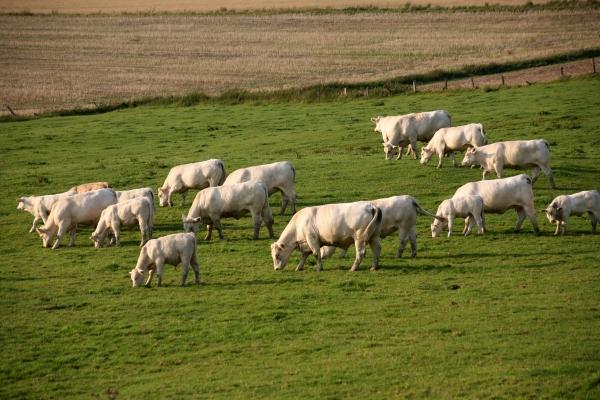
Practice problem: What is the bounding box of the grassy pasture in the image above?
[2,8,600,116]
[1,77,600,398]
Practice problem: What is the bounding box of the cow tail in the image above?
[291,164,296,183]
[365,206,383,240]
[542,139,550,150]
[217,160,227,185]
[261,182,270,209]
[413,199,443,220]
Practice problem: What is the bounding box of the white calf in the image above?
[544,190,600,235]
[431,195,485,237]
[90,197,154,247]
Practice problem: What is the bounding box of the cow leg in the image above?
[525,206,540,235]
[451,151,456,168]
[145,267,155,287]
[539,164,556,189]
[409,139,418,160]
[395,146,403,160]
[514,208,526,233]
[554,221,562,236]
[304,234,322,271]
[589,212,598,234]
[463,216,474,236]
[204,224,213,241]
[261,205,275,238]
[213,217,224,240]
[68,225,77,247]
[113,224,121,246]
[279,190,289,215]
[396,229,409,258]
[530,166,541,185]
[409,227,417,258]
[369,238,381,271]
[30,216,41,233]
[350,239,366,272]
[139,217,149,246]
[289,192,297,214]
[155,259,165,287]
[251,211,262,240]
[296,252,310,271]
[482,169,488,180]
[52,225,68,249]
[473,212,485,235]
[180,257,190,286]
[180,190,188,207]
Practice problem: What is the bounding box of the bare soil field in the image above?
[1,9,599,115]
[0,0,551,14]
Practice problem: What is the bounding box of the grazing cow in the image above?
[271,201,382,272]
[17,191,73,232]
[420,123,487,168]
[431,195,486,238]
[158,159,226,207]
[223,161,296,215]
[129,232,200,287]
[36,188,118,249]
[115,187,154,206]
[90,197,154,248]
[461,139,556,188]
[67,181,110,194]
[371,110,451,160]
[182,181,274,240]
[321,196,439,260]
[543,190,600,235]
[452,174,539,234]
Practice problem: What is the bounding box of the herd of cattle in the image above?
[16,109,600,287]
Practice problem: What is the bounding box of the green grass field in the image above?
[1,77,599,399]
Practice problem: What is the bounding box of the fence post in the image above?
[560,67,564,77]
[342,87,347,96]
[412,80,417,93]
[5,104,17,116]
[444,78,448,90]
[470,77,475,89]
[365,87,369,97]
[501,75,505,86]
[593,58,597,74]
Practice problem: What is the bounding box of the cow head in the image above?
[157,187,171,207]
[370,116,382,133]
[461,147,478,167]
[271,242,293,271]
[382,142,398,160]
[130,268,145,288]
[182,215,203,233]
[89,231,105,248]
[36,226,53,248]
[420,148,435,165]
[544,202,562,224]
[430,216,447,238]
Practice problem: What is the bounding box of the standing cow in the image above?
[158,159,226,207]
[182,181,274,240]
[271,201,382,272]
[223,161,296,215]
[90,197,154,247]
[543,190,600,235]
[321,195,439,260]
[461,139,556,188]
[130,232,200,287]
[430,195,486,237]
[36,188,118,249]
[371,110,451,160]
[17,191,73,232]
[452,174,539,234]
[420,123,487,168]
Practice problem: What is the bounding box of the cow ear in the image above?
[192,217,202,223]
[556,207,562,212]
[551,203,557,209]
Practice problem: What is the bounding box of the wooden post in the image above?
[560,67,564,77]
[412,80,417,93]
[342,87,347,96]
[470,77,475,89]
[365,87,369,97]
[501,75,505,86]
[5,105,17,116]
[593,58,597,74]
[444,78,448,90]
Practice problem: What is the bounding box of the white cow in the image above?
[182,180,274,240]
[115,187,154,206]
[223,161,296,215]
[371,110,451,160]
[90,197,154,248]
[431,195,486,237]
[452,174,539,234]
[158,159,226,207]
[271,201,382,272]
[129,232,200,287]
[461,139,556,188]
[420,123,487,168]
[543,190,600,235]
[17,191,73,232]
[36,188,118,249]
[321,196,439,260]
